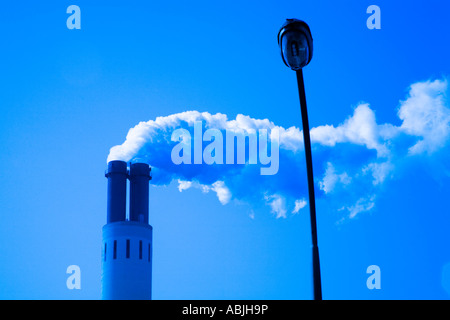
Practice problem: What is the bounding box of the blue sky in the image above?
[0,0,449,299]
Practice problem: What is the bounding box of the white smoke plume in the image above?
[108,78,449,219]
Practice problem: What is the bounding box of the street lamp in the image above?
[278,18,322,301]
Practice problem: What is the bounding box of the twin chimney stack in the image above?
[102,160,153,300]
[106,161,151,223]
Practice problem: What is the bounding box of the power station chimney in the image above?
[102,160,153,300]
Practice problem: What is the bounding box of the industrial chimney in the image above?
[102,160,152,300]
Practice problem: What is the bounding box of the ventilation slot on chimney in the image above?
[126,239,130,259]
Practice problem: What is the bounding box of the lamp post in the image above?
[277,18,322,300]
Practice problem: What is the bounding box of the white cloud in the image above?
[398,79,450,154]
[177,180,192,192]
[264,194,287,219]
[277,126,303,152]
[177,179,230,205]
[319,162,351,194]
[311,104,390,157]
[362,161,394,186]
[211,181,231,205]
[292,199,307,214]
[347,195,376,219]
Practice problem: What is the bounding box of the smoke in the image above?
[108,111,307,218]
[108,77,449,219]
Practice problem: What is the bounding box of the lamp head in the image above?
[277,19,313,70]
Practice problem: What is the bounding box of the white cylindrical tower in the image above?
[101,221,152,300]
[102,161,152,300]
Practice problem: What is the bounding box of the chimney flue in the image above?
[129,163,151,224]
[105,160,127,223]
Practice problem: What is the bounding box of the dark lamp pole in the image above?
[277,18,322,301]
